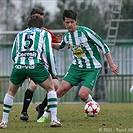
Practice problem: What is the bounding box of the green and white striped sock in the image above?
[47,90,58,121]
[2,94,14,123]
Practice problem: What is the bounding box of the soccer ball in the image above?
[84,101,100,117]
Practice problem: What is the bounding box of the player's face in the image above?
[63,17,77,33]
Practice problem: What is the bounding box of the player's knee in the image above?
[7,87,18,96]
[29,84,37,90]
[56,87,67,98]
[54,84,59,90]
[29,80,37,90]
[78,92,88,101]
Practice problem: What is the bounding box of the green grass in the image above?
[0,103,133,133]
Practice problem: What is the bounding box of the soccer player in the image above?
[20,8,62,121]
[37,9,119,121]
[0,14,62,128]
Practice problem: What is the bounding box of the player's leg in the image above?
[0,82,19,128]
[36,78,60,120]
[0,66,26,128]
[37,80,72,123]
[56,65,80,98]
[37,80,74,124]
[56,80,72,98]
[20,80,37,121]
[37,80,71,123]
[79,68,101,102]
[78,68,101,118]
[35,94,47,119]
[78,86,92,102]
[39,76,62,127]
[78,86,93,119]
[30,65,62,127]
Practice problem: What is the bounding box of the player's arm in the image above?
[91,32,119,75]
[46,28,63,43]
[11,35,18,62]
[56,33,63,43]
[45,32,58,76]
[52,32,70,51]
[93,34,118,75]
[104,52,118,75]
[85,29,118,75]
[52,40,69,51]
[50,32,63,43]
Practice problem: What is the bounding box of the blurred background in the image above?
[0,0,133,103]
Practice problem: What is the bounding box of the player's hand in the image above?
[51,43,60,50]
[110,64,119,75]
[57,33,63,43]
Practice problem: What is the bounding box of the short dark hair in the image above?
[63,9,78,21]
[30,8,44,16]
[27,14,43,28]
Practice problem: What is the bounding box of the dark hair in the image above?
[30,8,44,16]
[63,9,78,21]
[27,14,43,28]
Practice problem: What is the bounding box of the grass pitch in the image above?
[0,103,133,133]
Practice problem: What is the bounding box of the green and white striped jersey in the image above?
[11,27,57,76]
[59,26,110,69]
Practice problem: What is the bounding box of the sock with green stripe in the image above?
[2,93,14,123]
[42,107,50,119]
[47,90,58,121]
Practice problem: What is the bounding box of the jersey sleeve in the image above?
[11,35,18,62]
[59,34,70,51]
[48,30,58,43]
[44,31,58,76]
[42,27,58,43]
[85,28,110,54]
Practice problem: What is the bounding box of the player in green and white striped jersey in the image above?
[0,15,62,128]
[53,9,118,109]
[20,8,61,122]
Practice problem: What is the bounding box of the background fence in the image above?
[0,74,133,103]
